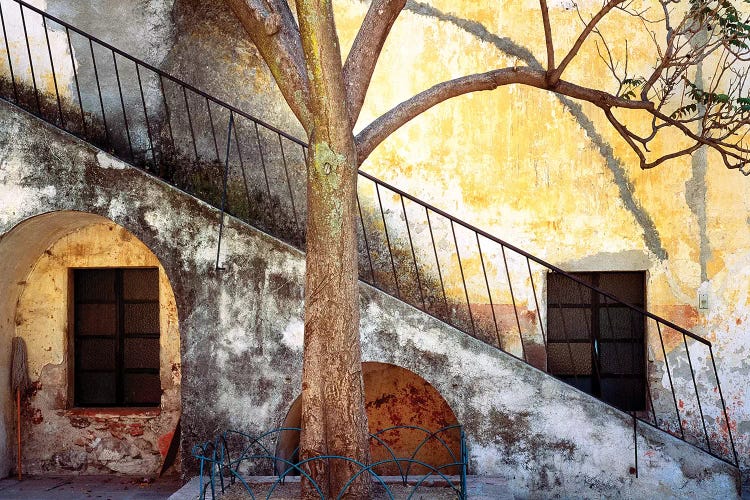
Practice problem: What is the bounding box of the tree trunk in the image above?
[300,137,370,498]
[296,3,370,498]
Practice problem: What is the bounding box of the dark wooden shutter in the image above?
[547,272,646,411]
[74,268,160,407]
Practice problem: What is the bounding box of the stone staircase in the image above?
[0,0,742,496]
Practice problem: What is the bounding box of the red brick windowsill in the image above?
[64,407,161,418]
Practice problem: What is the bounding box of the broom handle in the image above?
[16,388,21,481]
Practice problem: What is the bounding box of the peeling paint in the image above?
[0,0,749,494]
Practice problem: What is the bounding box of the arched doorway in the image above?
[276,362,461,476]
[0,211,181,476]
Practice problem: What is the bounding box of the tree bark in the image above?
[296,1,371,498]
[301,139,369,499]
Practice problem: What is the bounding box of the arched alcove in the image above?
[276,362,461,476]
[0,211,181,476]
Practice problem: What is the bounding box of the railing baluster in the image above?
[376,183,400,299]
[501,245,525,361]
[0,2,19,101]
[645,370,657,426]
[357,194,375,283]
[158,75,175,150]
[477,235,501,348]
[401,196,426,311]
[576,277,602,400]
[426,209,448,311]
[41,17,62,124]
[553,292,580,387]
[710,344,737,464]
[625,305,642,411]
[527,258,546,349]
[65,27,86,136]
[182,86,199,161]
[254,121,272,198]
[135,63,155,166]
[451,221,476,336]
[89,39,109,147]
[657,322,685,439]
[111,52,133,161]
[683,334,711,452]
[233,117,252,220]
[597,294,615,405]
[206,97,221,162]
[19,4,40,113]
[278,133,299,232]
[215,112,233,271]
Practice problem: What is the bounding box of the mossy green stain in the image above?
[310,140,348,239]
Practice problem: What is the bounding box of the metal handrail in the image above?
[9,0,306,147]
[358,170,710,345]
[0,0,737,466]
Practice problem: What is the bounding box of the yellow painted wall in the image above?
[337,0,750,340]
[332,0,750,451]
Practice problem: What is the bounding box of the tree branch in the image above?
[343,0,406,127]
[355,66,652,164]
[225,0,313,133]
[539,0,555,76]
[548,0,625,86]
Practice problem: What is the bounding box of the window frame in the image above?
[72,267,161,408]
[546,271,647,412]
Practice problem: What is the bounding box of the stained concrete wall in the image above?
[0,95,741,497]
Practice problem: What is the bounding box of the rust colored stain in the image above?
[91,420,148,439]
[103,421,127,439]
[64,407,161,417]
[68,416,90,429]
[158,430,175,458]
[470,303,538,347]
[523,343,547,371]
[652,305,701,352]
[129,423,145,437]
[278,363,461,476]
[31,408,44,425]
[664,304,700,328]
[363,363,460,476]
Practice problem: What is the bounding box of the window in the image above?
[547,271,646,411]
[73,268,161,407]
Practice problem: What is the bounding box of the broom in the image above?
[11,337,30,481]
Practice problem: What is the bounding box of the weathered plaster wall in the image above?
[0,99,308,478]
[12,220,181,474]
[340,2,750,476]
[66,0,748,473]
[1,0,750,489]
[0,98,741,497]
